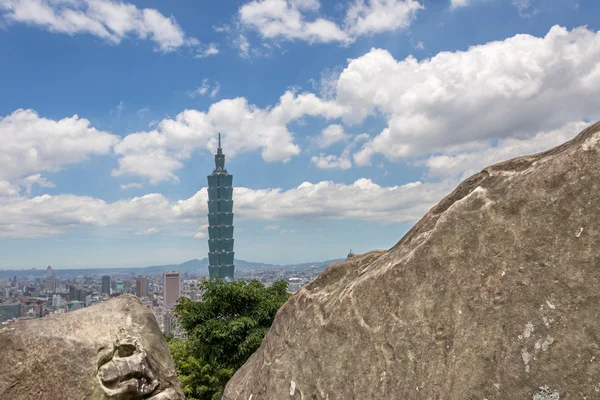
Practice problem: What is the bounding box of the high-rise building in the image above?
[52,294,63,307]
[136,276,148,298]
[207,133,235,281]
[163,271,180,308]
[101,276,111,295]
[164,311,173,335]
[46,265,53,279]
[46,278,58,292]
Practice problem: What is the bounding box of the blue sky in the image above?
[0,0,598,269]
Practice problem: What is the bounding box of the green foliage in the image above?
[168,339,233,400]
[169,279,291,399]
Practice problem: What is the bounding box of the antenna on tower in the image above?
[218,132,221,149]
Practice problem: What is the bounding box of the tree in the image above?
[171,279,291,399]
[167,338,233,400]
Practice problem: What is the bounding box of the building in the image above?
[46,278,58,292]
[136,276,148,298]
[346,249,356,261]
[163,311,173,335]
[0,303,22,321]
[52,294,63,307]
[101,276,111,295]
[206,133,235,281]
[46,265,53,279]
[163,271,180,308]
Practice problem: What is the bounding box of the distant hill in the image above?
[0,257,346,279]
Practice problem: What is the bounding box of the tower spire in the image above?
[214,133,226,171]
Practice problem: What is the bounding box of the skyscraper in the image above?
[207,133,235,281]
[46,265,53,279]
[101,276,111,295]
[136,276,148,298]
[163,271,180,308]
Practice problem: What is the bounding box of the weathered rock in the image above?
[0,294,184,400]
[223,122,600,400]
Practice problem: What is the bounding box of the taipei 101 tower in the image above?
[206,133,235,281]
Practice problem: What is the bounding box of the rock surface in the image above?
[0,294,184,400]
[223,122,600,400]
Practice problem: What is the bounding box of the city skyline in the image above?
[1,1,599,269]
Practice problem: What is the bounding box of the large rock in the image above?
[224,122,600,400]
[0,294,184,400]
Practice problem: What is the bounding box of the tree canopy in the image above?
[169,278,291,400]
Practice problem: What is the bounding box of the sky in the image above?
[0,0,599,269]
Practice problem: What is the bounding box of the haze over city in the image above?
[1,0,599,270]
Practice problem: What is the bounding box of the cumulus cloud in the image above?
[237,0,421,48]
[423,121,588,179]
[0,0,203,53]
[314,124,349,148]
[1,118,593,239]
[311,125,368,169]
[173,178,449,223]
[120,183,144,190]
[0,181,20,197]
[19,174,56,195]
[0,178,453,238]
[0,109,118,181]
[113,90,348,184]
[311,149,352,170]
[280,228,298,233]
[0,192,172,238]
[195,43,220,58]
[340,26,600,164]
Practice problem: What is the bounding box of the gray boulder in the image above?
[223,121,600,399]
[0,294,184,400]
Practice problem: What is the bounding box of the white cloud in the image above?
[0,192,172,238]
[190,79,211,97]
[512,0,531,12]
[136,227,159,235]
[0,181,20,197]
[0,0,202,53]
[4,116,595,240]
[115,100,124,117]
[0,178,452,238]
[414,41,424,49]
[113,90,347,184]
[173,178,448,224]
[0,109,118,181]
[450,0,471,8]
[280,228,298,233]
[120,182,144,190]
[235,34,251,57]
[423,121,588,179]
[314,124,349,148]
[190,80,221,98]
[311,125,368,169]
[239,0,349,45]
[195,43,219,58]
[311,149,352,170]
[210,83,221,98]
[19,174,56,195]
[237,0,421,48]
[334,26,600,164]
[343,0,422,37]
